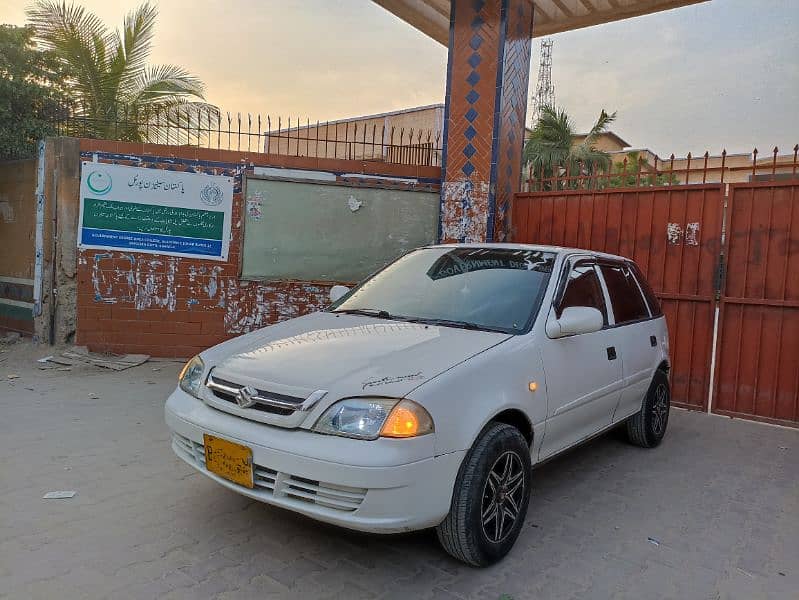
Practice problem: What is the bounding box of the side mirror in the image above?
[329,285,350,303]
[546,306,604,339]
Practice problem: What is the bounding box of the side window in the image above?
[599,263,651,324]
[629,262,663,317]
[557,262,608,325]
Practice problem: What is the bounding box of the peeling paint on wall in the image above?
[92,253,120,303]
[91,253,181,309]
[347,195,363,212]
[667,223,682,245]
[667,222,701,246]
[205,266,222,300]
[440,179,489,243]
[685,222,700,246]
[76,147,432,356]
[224,280,329,335]
[134,257,179,311]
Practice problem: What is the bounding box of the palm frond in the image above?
[26,0,109,110]
[26,0,214,142]
[126,64,205,108]
[583,109,617,147]
[110,2,157,96]
[524,105,574,184]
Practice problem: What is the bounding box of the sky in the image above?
[1,0,796,156]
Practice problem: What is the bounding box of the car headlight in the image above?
[313,398,434,440]
[178,355,205,398]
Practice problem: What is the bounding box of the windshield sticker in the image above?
[362,372,424,390]
[426,250,553,280]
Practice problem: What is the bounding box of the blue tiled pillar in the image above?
[440,0,534,242]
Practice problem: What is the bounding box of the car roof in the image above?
[427,242,630,263]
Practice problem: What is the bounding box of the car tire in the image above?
[626,369,670,448]
[436,422,532,567]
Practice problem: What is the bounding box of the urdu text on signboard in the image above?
[78,162,234,261]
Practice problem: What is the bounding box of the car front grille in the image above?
[206,375,301,416]
[172,433,367,513]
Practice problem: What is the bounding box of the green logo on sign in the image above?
[87,170,112,195]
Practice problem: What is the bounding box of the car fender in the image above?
[406,333,548,458]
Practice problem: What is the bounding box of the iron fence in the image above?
[50,106,443,167]
[523,145,799,191]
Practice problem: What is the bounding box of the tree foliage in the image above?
[0,24,68,160]
[606,151,679,188]
[26,1,217,142]
[524,105,616,189]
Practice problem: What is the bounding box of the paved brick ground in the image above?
[1,340,797,600]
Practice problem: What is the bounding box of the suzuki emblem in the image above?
[236,385,258,409]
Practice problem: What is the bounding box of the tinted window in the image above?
[331,247,556,334]
[599,264,650,324]
[629,262,663,317]
[557,263,608,325]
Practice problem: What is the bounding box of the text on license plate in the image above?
[203,434,254,489]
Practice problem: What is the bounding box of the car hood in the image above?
[202,311,510,401]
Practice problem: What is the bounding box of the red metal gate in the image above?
[512,185,724,411]
[712,181,799,426]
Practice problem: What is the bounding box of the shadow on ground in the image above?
[1,340,797,599]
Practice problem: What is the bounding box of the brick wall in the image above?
[76,139,440,358]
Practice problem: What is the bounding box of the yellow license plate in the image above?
[203,434,254,489]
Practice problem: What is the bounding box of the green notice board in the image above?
[241,178,439,282]
[83,198,224,239]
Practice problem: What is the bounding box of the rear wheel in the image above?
[436,423,531,566]
[626,369,670,448]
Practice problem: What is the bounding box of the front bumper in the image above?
[165,388,465,533]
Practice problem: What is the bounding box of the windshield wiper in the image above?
[405,317,507,333]
[332,308,393,319]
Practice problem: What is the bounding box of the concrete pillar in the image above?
[440,0,534,243]
[34,137,80,344]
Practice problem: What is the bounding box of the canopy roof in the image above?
[372,0,707,43]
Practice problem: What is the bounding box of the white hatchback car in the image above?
[166,244,670,566]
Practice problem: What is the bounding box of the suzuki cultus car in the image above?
[166,244,670,566]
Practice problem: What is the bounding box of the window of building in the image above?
[599,263,651,324]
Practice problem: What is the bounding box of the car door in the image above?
[538,258,624,460]
[597,261,660,422]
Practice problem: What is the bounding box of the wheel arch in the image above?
[486,408,534,447]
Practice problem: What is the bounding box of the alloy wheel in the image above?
[480,451,525,544]
[651,383,669,436]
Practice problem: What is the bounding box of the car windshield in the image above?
[330,247,555,334]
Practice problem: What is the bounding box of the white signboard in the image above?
[78,162,234,261]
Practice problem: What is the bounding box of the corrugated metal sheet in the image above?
[714,181,799,426]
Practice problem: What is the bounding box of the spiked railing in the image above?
[50,105,443,167]
[523,145,799,191]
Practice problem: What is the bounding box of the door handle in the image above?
[606,346,617,361]
[650,335,657,347]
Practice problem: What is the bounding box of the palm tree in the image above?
[26,1,217,142]
[524,106,616,190]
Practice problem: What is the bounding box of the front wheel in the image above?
[626,369,670,448]
[436,423,532,566]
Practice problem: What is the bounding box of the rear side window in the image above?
[557,262,608,325]
[599,264,650,324]
[629,262,663,317]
